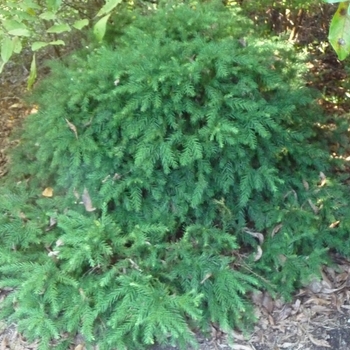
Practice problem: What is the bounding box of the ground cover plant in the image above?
[1,1,350,349]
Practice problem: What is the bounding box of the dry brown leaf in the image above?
[271,223,283,237]
[319,171,327,187]
[308,334,331,347]
[42,187,53,197]
[307,199,319,214]
[200,273,212,284]
[102,175,110,183]
[65,118,78,139]
[74,344,85,350]
[305,297,331,306]
[9,103,22,109]
[310,305,332,314]
[307,279,323,293]
[45,216,57,231]
[261,292,274,313]
[280,342,299,349]
[275,306,293,322]
[254,245,263,262]
[1,336,8,350]
[82,188,96,212]
[329,220,340,228]
[73,188,80,200]
[230,330,246,341]
[244,228,264,245]
[230,345,254,350]
[252,291,263,305]
[302,179,309,191]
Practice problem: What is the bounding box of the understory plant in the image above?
[1,1,350,349]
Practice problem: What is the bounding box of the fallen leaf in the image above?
[271,223,283,237]
[73,188,80,200]
[308,199,319,214]
[200,273,212,284]
[329,220,340,228]
[254,245,263,261]
[243,228,264,245]
[307,279,323,293]
[56,239,64,247]
[48,250,59,257]
[74,344,85,350]
[280,343,298,349]
[42,187,53,197]
[1,336,8,350]
[261,292,274,313]
[82,188,96,212]
[231,345,254,350]
[308,334,331,347]
[9,103,22,109]
[65,118,78,139]
[319,171,327,187]
[302,179,309,190]
[45,216,57,231]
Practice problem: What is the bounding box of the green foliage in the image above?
[327,1,350,60]
[1,1,350,348]
[0,0,123,87]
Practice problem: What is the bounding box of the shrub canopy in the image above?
[1,1,348,349]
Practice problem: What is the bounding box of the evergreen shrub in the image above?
[1,1,350,349]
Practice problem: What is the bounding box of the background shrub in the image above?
[1,1,349,349]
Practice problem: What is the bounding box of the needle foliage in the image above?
[1,1,350,349]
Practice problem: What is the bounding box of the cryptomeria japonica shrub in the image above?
[1,1,349,349]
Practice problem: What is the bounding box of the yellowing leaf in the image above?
[65,118,78,138]
[74,344,85,350]
[42,187,53,197]
[254,246,263,262]
[27,54,37,90]
[82,188,96,212]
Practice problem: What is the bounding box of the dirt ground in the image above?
[2,35,350,350]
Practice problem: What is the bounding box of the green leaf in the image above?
[46,23,71,34]
[46,0,62,12]
[27,54,37,90]
[96,0,122,17]
[1,37,14,63]
[32,41,48,51]
[50,40,65,46]
[0,60,6,74]
[39,11,57,20]
[22,0,42,10]
[93,14,110,42]
[73,19,89,30]
[13,37,22,54]
[3,20,31,37]
[328,2,350,60]
[324,0,343,2]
